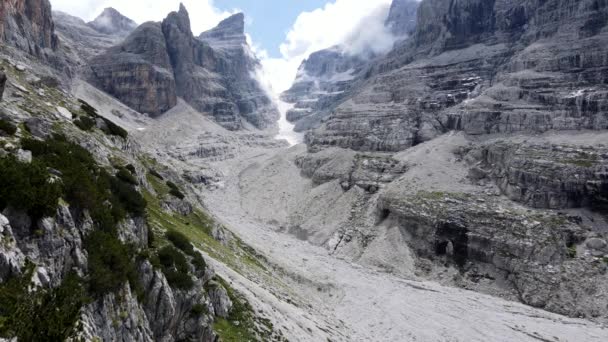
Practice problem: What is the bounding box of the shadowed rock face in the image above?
[88,7,137,37]
[0,0,58,57]
[306,0,608,152]
[385,0,419,36]
[0,71,6,100]
[88,22,177,116]
[88,5,277,129]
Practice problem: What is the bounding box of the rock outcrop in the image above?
[0,0,58,57]
[88,22,177,116]
[306,0,608,152]
[0,71,6,100]
[464,141,608,210]
[88,7,137,37]
[88,5,278,129]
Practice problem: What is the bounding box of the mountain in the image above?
[284,0,608,321]
[307,0,608,152]
[88,7,137,36]
[281,0,420,132]
[53,10,132,65]
[2,0,608,340]
[87,5,278,129]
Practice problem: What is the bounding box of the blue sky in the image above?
[214,0,327,58]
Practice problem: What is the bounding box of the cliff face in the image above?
[87,5,278,129]
[0,0,58,57]
[281,0,419,132]
[307,0,608,152]
[88,22,177,116]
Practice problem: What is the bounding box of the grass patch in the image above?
[212,276,274,341]
[166,181,185,200]
[74,116,96,131]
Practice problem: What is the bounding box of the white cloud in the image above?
[50,0,233,35]
[258,0,393,94]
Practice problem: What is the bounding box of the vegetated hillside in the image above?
[0,2,283,340]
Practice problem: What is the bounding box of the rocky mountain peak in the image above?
[88,7,137,36]
[163,2,192,36]
[199,13,246,46]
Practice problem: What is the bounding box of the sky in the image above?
[50,0,393,93]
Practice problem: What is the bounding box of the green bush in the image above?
[0,156,62,220]
[191,303,207,316]
[0,119,17,136]
[166,181,185,199]
[0,266,88,341]
[79,99,99,117]
[85,230,141,296]
[116,167,138,185]
[158,246,193,290]
[125,164,136,174]
[149,169,164,180]
[102,118,128,139]
[166,230,206,272]
[74,116,96,131]
[109,176,146,217]
[21,135,146,231]
[166,230,193,254]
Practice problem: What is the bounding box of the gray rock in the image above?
[306,0,608,152]
[0,71,6,101]
[587,238,608,252]
[16,149,32,163]
[88,7,137,36]
[208,281,233,318]
[0,0,58,57]
[88,22,178,116]
[471,141,608,209]
[385,0,419,36]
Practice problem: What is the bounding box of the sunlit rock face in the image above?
[306,0,608,152]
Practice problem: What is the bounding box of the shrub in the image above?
[166,230,193,254]
[85,230,140,296]
[0,266,88,341]
[102,118,128,139]
[74,116,96,131]
[191,303,207,316]
[116,167,138,185]
[0,156,62,220]
[166,181,185,200]
[125,164,136,174]
[0,119,17,136]
[109,176,146,216]
[149,169,164,180]
[22,135,146,231]
[79,99,98,117]
[158,246,193,290]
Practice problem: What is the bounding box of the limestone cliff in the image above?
[87,5,278,129]
[307,0,608,152]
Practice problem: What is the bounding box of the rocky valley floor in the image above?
[125,96,608,340]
